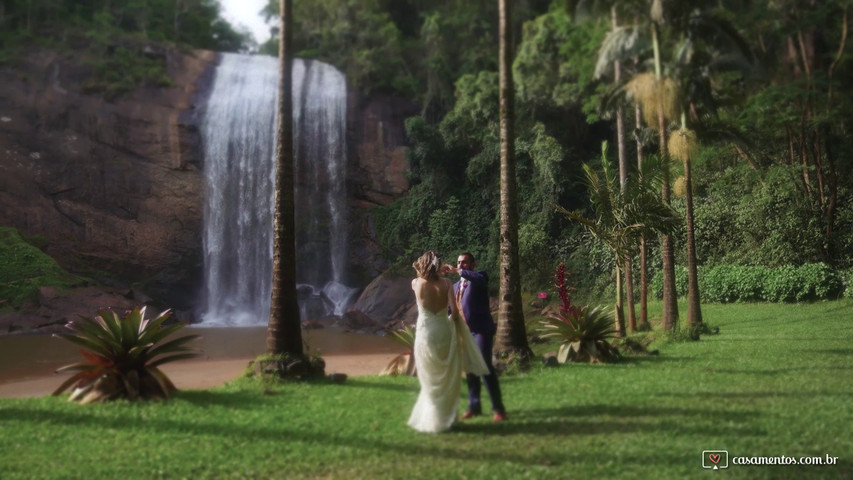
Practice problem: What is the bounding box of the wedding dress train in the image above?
[407,304,489,433]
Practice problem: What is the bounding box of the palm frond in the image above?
[594,25,650,80]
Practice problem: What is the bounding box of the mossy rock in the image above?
[0,227,87,309]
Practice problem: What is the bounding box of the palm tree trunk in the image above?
[659,109,678,332]
[684,150,703,327]
[636,103,650,330]
[611,7,636,332]
[614,263,626,337]
[495,0,532,363]
[624,259,637,331]
[266,0,303,357]
[652,22,678,331]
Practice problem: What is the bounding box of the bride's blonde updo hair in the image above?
[413,250,442,280]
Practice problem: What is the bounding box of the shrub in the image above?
[53,307,199,403]
[763,265,800,302]
[702,265,768,303]
[794,263,844,301]
[651,265,688,300]
[538,264,619,363]
[653,263,844,303]
[538,304,621,363]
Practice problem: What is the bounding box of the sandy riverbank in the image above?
[0,326,405,398]
[0,353,399,398]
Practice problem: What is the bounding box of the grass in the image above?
[1,301,851,479]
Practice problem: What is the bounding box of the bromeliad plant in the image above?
[539,264,620,364]
[53,306,200,404]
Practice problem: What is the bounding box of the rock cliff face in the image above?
[0,46,415,316]
[346,93,418,285]
[0,47,216,309]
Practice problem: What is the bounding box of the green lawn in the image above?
[1,301,851,479]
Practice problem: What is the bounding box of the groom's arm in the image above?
[459,269,487,285]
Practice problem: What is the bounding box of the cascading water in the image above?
[200,53,357,326]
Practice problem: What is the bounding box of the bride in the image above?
[407,250,489,433]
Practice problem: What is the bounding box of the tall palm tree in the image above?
[592,3,653,332]
[610,7,637,333]
[594,4,680,330]
[555,143,679,333]
[495,0,532,363]
[669,123,702,326]
[597,0,754,330]
[266,0,304,358]
[649,10,680,332]
[635,103,651,330]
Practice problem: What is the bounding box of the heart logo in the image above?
[709,454,721,464]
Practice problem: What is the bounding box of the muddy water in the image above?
[0,326,401,384]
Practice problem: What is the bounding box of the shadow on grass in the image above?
[343,377,415,392]
[175,389,286,408]
[616,355,692,366]
[0,400,763,468]
[656,390,853,399]
[806,348,853,356]
[451,403,766,439]
[712,366,853,376]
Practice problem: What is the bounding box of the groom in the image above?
[446,252,507,422]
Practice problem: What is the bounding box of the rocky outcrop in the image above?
[0,47,217,309]
[0,285,142,335]
[346,93,418,284]
[349,93,416,208]
[349,270,417,330]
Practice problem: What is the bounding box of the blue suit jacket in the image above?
[454,269,496,335]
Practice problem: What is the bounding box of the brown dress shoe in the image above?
[492,411,507,422]
[460,410,479,419]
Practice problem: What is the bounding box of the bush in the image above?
[652,263,844,303]
[538,304,620,364]
[651,265,688,300]
[702,264,769,303]
[792,263,844,301]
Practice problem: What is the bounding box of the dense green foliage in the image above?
[2,301,851,478]
[0,0,252,98]
[651,263,847,303]
[338,0,853,301]
[0,227,87,309]
[0,0,251,52]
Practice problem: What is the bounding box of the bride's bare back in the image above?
[412,277,459,317]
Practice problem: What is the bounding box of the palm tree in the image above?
[595,9,646,332]
[596,0,755,330]
[668,124,702,326]
[555,142,679,334]
[266,0,304,359]
[495,0,532,363]
[589,0,657,332]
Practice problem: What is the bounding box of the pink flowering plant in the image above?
[538,263,620,364]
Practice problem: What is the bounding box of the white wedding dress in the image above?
[407,304,489,433]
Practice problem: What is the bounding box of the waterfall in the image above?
[200,53,356,326]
